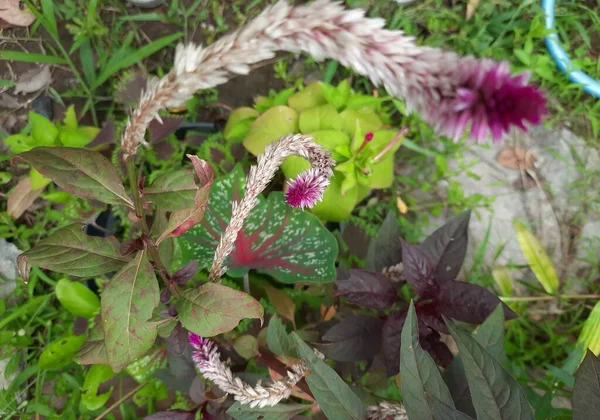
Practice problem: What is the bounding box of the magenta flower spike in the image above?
[442,61,547,143]
[285,168,331,209]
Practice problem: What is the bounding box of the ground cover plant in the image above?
[1,0,600,419]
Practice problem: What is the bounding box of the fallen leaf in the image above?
[7,177,44,219]
[320,304,336,321]
[466,0,481,20]
[497,147,536,169]
[0,92,22,109]
[13,66,52,95]
[0,0,36,27]
[263,285,296,328]
[396,195,408,214]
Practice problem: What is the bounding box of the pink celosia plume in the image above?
[121,0,547,157]
[285,168,330,209]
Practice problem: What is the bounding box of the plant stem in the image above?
[125,157,168,275]
[243,273,250,294]
[94,381,146,420]
[500,294,600,302]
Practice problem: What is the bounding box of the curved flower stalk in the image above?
[208,133,334,281]
[366,402,408,420]
[121,0,546,157]
[189,333,307,408]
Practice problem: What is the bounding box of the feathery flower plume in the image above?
[121,0,546,157]
[208,134,334,281]
[188,333,307,408]
[285,168,330,209]
[367,402,409,420]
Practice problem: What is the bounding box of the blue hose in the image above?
[541,0,600,98]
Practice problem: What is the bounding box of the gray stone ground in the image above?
[427,127,600,293]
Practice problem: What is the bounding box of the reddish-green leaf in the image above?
[17,224,129,283]
[144,169,197,211]
[101,251,160,372]
[156,155,213,244]
[74,318,107,365]
[175,282,263,337]
[180,166,338,283]
[13,147,133,207]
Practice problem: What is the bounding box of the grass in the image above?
[1,0,600,417]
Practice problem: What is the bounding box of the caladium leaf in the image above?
[382,309,407,376]
[174,282,263,337]
[335,269,397,310]
[401,240,439,298]
[316,314,383,362]
[400,302,454,420]
[17,223,129,283]
[420,211,471,283]
[156,155,213,244]
[13,147,133,208]
[101,251,160,372]
[180,166,337,283]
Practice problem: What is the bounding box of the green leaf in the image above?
[430,396,476,420]
[224,107,259,141]
[267,315,296,358]
[492,267,513,297]
[175,282,263,337]
[339,108,383,138]
[233,335,259,360]
[473,304,506,360]
[573,351,600,419]
[227,402,308,420]
[101,251,160,372]
[144,169,197,211]
[29,168,51,190]
[29,112,58,146]
[180,166,338,282]
[14,147,134,208]
[291,333,366,419]
[59,131,93,148]
[56,278,100,318]
[446,320,535,420]
[80,364,114,411]
[577,300,600,357]
[62,106,78,131]
[322,80,350,111]
[287,82,327,112]
[298,104,341,133]
[400,301,454,420]
[0,51,67,65]
[94,32,183,88]
[16,224,129,283]
[243,106,298,155]
[39,335,87,370]
[513,220,559,294]
[74,319,107,365]
[346,95,384,109]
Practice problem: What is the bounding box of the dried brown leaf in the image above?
[7,177,44,219]
[13,66,52,95]
[466,0,481,20]
[263,284,296,328]
[497,147,536,169]
[0,0,36,27]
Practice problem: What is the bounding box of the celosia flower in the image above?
[189,332,217,366]
[442,61,547,143]
[285,168,330,209]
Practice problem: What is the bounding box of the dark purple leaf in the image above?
[144,410,194,420]
[172,260,199,284]
[366,211,402,272]
[116,72,147,104]
[119,237,144,257]
[154,142,175,161]
[335,269,397,310]
[416,301,448,334]
[420,211,471,283]
[154,343,196,393]
[160,288,171,304]
[180,166,337,283]
[87,118,115,148]
[438,281,517,325]
[401,240,439,298]
[149,117,184,144]
[381,310,407,376]
[420,329,453,368]
[341,222,371,262]
[315,315,383,362]
[189,376,206,404]
[166,322,188,356]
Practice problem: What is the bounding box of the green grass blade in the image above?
[0,51,67,65]
[94,32,183,88]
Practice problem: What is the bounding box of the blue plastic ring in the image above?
[541,0,600,98]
